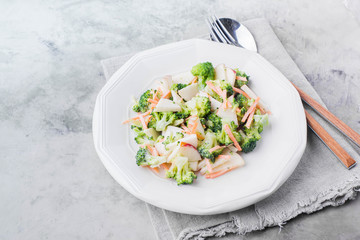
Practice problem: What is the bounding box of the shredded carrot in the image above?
[224,124,242,151]
[256,105,266,114]
[232,87,250,99]
[221,90,228,109]
[190,76,198,84]
[206,81,223,96]
[146,144,158,156]
[151,167,160,173]
[190,118,199,134]
[209,145,225,153]
[181,123,191,134]
[196,132,205,140]
[144,115,152,127]
[235,108,242,113]
[158,138,165,143]
[236,76,247,81]
[122,110,151,124]
[205,166,239,179]
[139,114,147,129]
[217,155,231,160]
[245,108,255,129]
[205,158,213,173]
[241,97,260,123]
[161,90,171,99]
[148,99,158,104]
[160,163,170,170]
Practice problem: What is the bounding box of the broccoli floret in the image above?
[135,147,167,167]
[234,69,249,88]
[197,130,223,163]
[243,127,261,141]
[132,90,153,113]
[235,107,247,120]
[191,62,215,89]
[253,114,269,133]
[148,112,176,131]
[185,96,211,118]
[131,125,153,145]
[174,106,191,120]
[166,156,197,185]
[205,113,222,133]
[216,121,241,145]
[239,114,269,153]
[163,132,184,145]
[240,135,257,153]
[171,83,188,91]
[218,80,234,96]
[234,94,249,108]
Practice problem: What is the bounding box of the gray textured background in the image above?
[1,0,360,239]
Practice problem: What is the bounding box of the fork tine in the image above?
[205,18,221,43]
[213,15,237,44]
[208,18,227,43]
[209,16,232,45]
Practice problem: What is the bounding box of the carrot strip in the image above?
[146,144,158,156]
[181,123,191,134]
[160,163,169,170]
[236,76,247,81]
[205,166,238,179]
[209,145,225,153]
[217,155,231,160]
[190,76,198,84]
[148,99,158,104]
[196,132,205,140]
[224,124,242,151]
[221,90,228,109]
[245,109,255,129]
[122,110,151,124]
[236,108,242,113]
[190,118,199,134]
[241,97,260,123]
[256,105,266,114]
[206,81,223,96]
[161,90,171,99]
[144,115,152,127]
[205,158,213,173]
[139,114,147,129]
[232,87,250,99]
[150,167,160,173]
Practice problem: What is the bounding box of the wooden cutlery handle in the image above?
[292,83,360,148]
[305,110,356,169]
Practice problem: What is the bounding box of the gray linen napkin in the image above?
[101,18,360,240]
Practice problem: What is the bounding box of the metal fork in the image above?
[206,15,240,47]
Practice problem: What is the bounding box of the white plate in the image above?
[93,39,307,215]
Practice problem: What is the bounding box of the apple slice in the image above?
[160,75,173,93]
[216,105,238,126]
[144,128,159,140]
[166,133,199,151]
[172,71,194,84]
[225,67,236,86]
[154,142,168,156]
[171,90,182,104]
[189,161,199,171]
[178,143,202,161]
[154,98,181,112]
[162,126,183,138]
[215,64,226,80]
[178,83,199,101]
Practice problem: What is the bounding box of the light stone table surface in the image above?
[1,0,360,239]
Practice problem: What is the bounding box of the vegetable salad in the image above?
[123,62,269,185]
